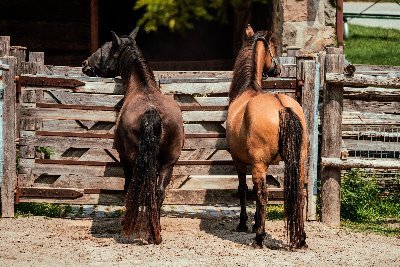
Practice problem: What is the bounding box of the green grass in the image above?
[340,169,400,237]
[344,24,400,65]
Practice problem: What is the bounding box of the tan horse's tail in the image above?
[122,108,162,243]
[278,107,306,248]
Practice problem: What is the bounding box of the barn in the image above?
[0,0,336,69]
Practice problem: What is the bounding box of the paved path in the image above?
[344,1,400,29]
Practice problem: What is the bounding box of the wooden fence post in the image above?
[0,36,10,57]
[10,46,27,76]
[321,47,344,227]
[297,58,319,220]
[29,52,45,74]
[1,56,17,217]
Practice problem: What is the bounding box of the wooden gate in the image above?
[1,35,320,218]
[15,74,301,206]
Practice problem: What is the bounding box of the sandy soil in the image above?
[1,212,399,267]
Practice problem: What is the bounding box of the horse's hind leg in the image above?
[252,163,268,248]
[234,158,248,232]
[157,164,174,207]
[120,157,133,193]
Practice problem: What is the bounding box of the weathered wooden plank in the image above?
[0,36,10,56]
[20,107,119,122]
[353,64,400,73]
[342,111,400,125]
[182,110,227,122]
[154,70,233,80]
[301,60,318,220]
[321,157,400,169]
[10,46,27,76]
[161,82,230,95]
[41,120,115,133]
[344,99,400,114]
[326,73,400,89]
[343,87,400,101]
[20,132,228,150]
[1,56,16,217]
[342,129,400,139]
[29,52,45,74]
[19,160,283,177]
[30,174,125,190]
[20,107,228,122]
[343,139,400,152]
[279,64,297,78]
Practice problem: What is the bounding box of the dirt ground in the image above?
[1,211,399,267]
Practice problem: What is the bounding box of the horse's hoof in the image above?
[236,224,249,232]
[154,237,162,245]
[251,240,263,249]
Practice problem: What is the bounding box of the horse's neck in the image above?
[255,41,266,85]
[121,55,159,99]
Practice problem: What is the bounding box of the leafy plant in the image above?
[15,203,73,218]
[134,0,268,33]
[341,169,400,221]
[36,146,54,159]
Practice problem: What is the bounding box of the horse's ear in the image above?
[245,24,254,38]
[111,31,122,48]
[129,27,139,40]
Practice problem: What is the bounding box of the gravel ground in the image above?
[1,208,399,267]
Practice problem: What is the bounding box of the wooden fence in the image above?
[2,36,399,226]
[320,48,400,226]
[1,35,323,219]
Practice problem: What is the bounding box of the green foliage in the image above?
[15,203,73,218]
[266,204,284,220]
[134,0,267,33]
[341,169,400,222]
[344,24,400,66]
[36,146,54,159]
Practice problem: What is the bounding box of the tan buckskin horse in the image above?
[226,25,307,249]
[82,28,184,245]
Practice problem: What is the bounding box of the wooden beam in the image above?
[320,48,344,227]
[326,73,400,89]
[1,56,16,218]
[321,157,400,169]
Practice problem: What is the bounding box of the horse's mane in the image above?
[118,37,158,91]
[229,36,261,102]
[229,31,273,103]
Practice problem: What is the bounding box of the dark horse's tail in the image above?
[278,107,306,249]
[122,108,162,243]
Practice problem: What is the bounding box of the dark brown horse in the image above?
[82,28,184,244]
[226,25,307,249]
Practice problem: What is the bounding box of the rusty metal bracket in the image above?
[18,187,84,199]
[261,78,297,89]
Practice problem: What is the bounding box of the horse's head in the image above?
[82,28,139,77]
[245,25,280,80]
